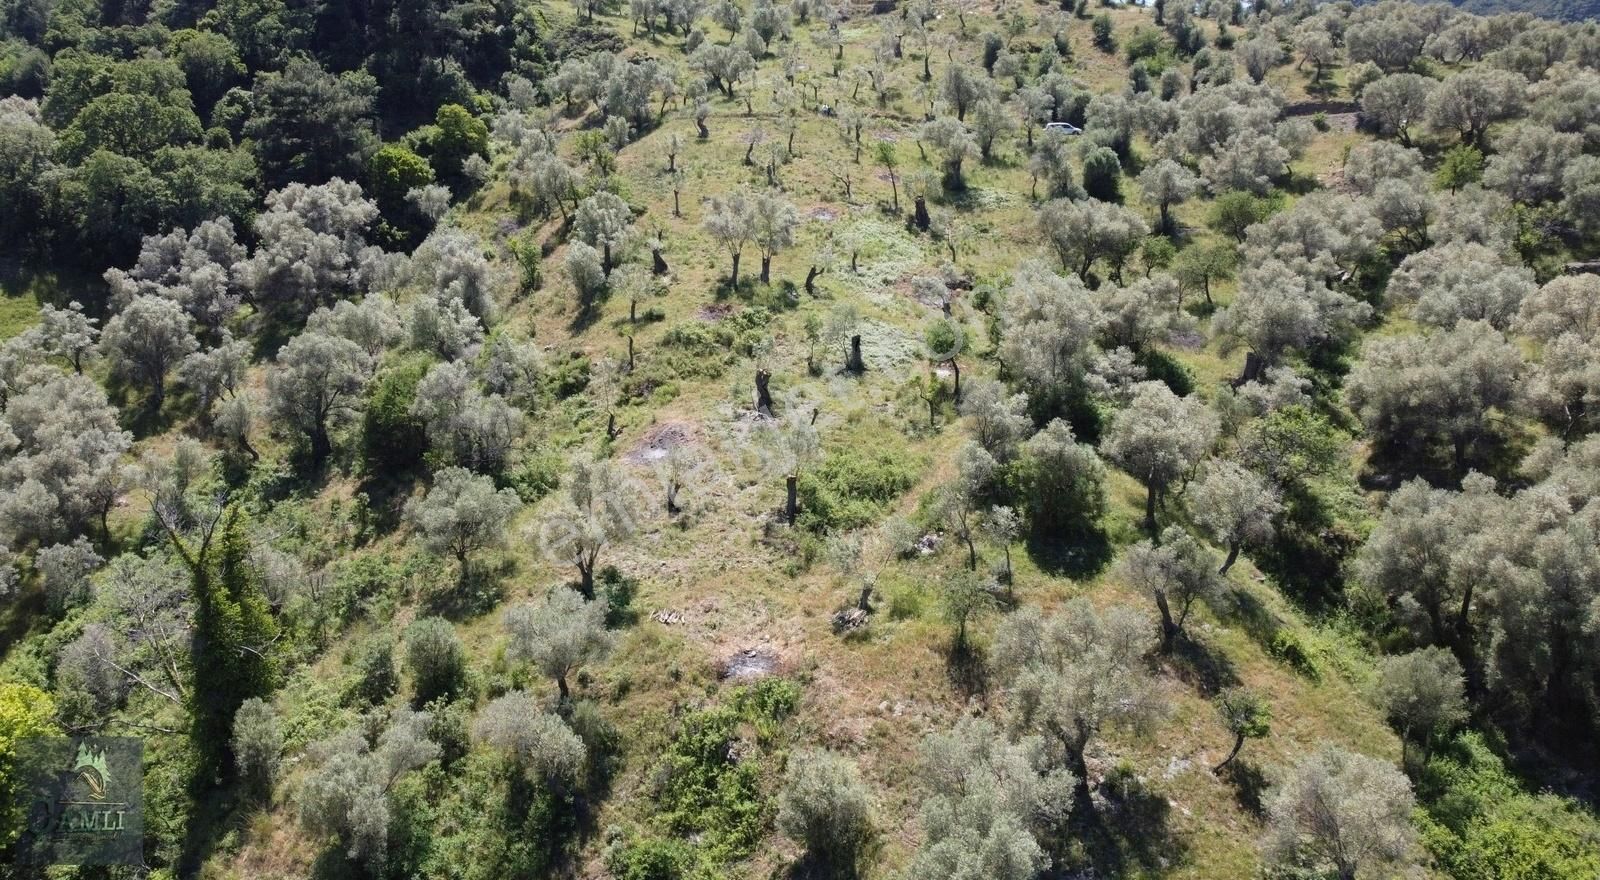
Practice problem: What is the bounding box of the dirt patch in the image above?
[892,274,953,309]
[1320,112,1359,132]
[697,303,737,322]
[808,206,838,222]
[625,420,697,464]
[719,647,780,680]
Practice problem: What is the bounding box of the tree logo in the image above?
[12,737,143,865]
[70,742,113,803]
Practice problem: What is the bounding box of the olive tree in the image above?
[1138,158,1199,235]
[1014,418,1107,543]
[912,717,1073,879]
[958,378,1032,463]
[1375,646,1467,766]
[1120,526,1224,652]
[1265,746,1417,880]
[472,691,586,785]
[1359,74,1435,146]
[1187,459,1282,574]
[409,361,524,474]
[1345,321,1524,471]
[0,367,131,543]
[15,302,98,374]
[264,331,373,467]
[575,191,633,275]
[232,697,283,790]
[1038,197,1149,283]
[405,467,522,582]
[922,116,979,190]
[996,262,1101,404]
[776,748,874,874]
[1426,67,1526,147]
[750,191,798,284]
[1211,687,1270,773]
[239,179,382,320]
[100,294,198,410]
[503,587,613,701]
[1385,242,1534,331]
[1212,258,1370,375]
[538,456,637,599]
[1240,36,1284,84]
[1103,382,1219,534]
[703,190,757,286]
[993,598,1165,807]
[298,711,440,870]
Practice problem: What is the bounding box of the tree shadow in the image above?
[421,560,508,621]
[1023,525,1113,580]
[1219,759,1269,817]
[568,290,610,334]
[1227,586,1287,651]
[786,851,864,880]
[178,768,253,879]
[1251,489,1359,612]
[942,639,989,701]
[1167,630,1242,697]
[1068,774,1189,876]
[354,468,422,537]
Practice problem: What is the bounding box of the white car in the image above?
[1043,122,1083,136]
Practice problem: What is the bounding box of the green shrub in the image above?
[656,705,769,862]
[653,679,803,867]
[1418,733,1600,880]
[1123,27,1168,65]
[797,445,920,533]
[597,565,637,626]
[362,354,432,474]
[1268,630,1320,679]
[543,352,591,399]
[1092,13,1115,51]
[510,450,562,502]
[608,837,693,880]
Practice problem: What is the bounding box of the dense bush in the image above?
[797,445,920,533]
[1417,733,1600,880]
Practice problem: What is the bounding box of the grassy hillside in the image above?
[3,1,1600,879]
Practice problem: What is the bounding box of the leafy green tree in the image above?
[246,59,377,186]
[1015,418,1107,542]
[1080,144,1122,202]
[0,684,58,847]
[1435,145,1484,192]
[1207,190,1274,241]
[1211,687,1269,772]
[431,103,489,179]
[366,144,435,214]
